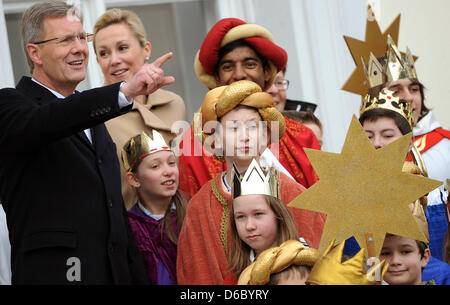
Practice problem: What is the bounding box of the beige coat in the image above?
[106,88,186,210]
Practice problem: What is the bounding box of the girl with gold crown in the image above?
[223,160,319,285]
[176,80,326,285]
[122,130,188,284]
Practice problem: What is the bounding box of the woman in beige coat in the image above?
[94,8,186,209]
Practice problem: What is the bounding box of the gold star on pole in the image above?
[342,6,417,96]
[288,116,442,257]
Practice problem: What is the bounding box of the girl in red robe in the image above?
[176,80,325,284]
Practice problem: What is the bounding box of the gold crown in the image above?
[232,159,281,200]
[306,240,389,285]
[238,240,320,285]
[360,88,414,127]
[122,130,171,172]
[363,34,417,89]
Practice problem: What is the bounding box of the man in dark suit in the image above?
[0,1,173,284]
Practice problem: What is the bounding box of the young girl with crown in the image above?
[343,5,449,265]
[176,80,326,285]
[122,130,188,284]
[222,160,318,285]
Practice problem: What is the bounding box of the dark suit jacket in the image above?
[0,77,149,284]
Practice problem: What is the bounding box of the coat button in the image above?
[107,199,113,208]
[97,158,103,164]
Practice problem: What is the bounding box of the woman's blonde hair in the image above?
[228,195,298,278]
[93,8,147,53]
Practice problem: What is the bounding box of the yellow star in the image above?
[288,115,442,257]
[342,6,416,96]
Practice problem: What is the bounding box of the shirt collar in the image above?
[137,201,176,221]
[31,77,73,99]
[414,111,442,136]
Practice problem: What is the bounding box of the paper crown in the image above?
[306,240,389,285]
[122,130,171,172]
[238,239,320,285]
[363,34,417,89]
[360,88,414,127]
[232,159,281,200]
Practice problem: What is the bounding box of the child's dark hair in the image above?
[282,110,322,131]
[416,240,428,259]
[359,108,412,135]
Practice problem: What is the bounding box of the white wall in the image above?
[249,0,366,153]
[379,0,450,129]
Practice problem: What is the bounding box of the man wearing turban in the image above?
[177,18,321,198]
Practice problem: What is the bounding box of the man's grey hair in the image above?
[21,0,82,73]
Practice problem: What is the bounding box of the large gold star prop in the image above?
[342,6,417,96]
[288,116,441,257]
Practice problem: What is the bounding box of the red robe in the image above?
[407,127,450,159]
[178,117,320,197]
[176,172,325,285]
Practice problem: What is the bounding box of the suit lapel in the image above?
[17,77,96,152]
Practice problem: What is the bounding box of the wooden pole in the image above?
[365,232,376,258]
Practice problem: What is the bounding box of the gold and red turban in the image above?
[194,18,288,90]
[193,80,285,153]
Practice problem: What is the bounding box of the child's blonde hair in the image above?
[228,195,298,278]
[269,264,311,285]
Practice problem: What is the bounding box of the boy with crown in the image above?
[286,114,440,285]
[343,8,450,189]
[176,80,325,285]
[122,130,188,284]
[361,38,449,268]
[342,10,450,283]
